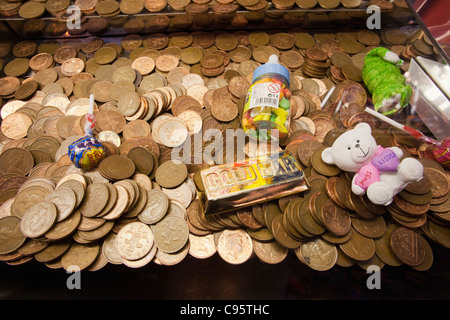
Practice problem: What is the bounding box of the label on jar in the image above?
[248,82,281,110]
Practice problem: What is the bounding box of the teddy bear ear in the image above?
[321,147,335,165]
[353,122,372,135]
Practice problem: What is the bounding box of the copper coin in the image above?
[60,58,85,77]
[271,214,302,249]
[294,32,316,49]
[14,80,39,100]
[155,54,179,72]
[127,146,154,175]
[20,201,58,239]
[200,53,224,69]
[341,83,367,107]
[29,53,54,71]
[424,167,449,198]
[342,64,363,82]
[122,119,152,140]
[0,76,21,97]
[330,51,352,68]
[271,32,295,50]
[0,216,27,255]
[79,183,110,218]
[12,40,37,58]
[311,147,341,176]
[60,241,100,271]
[144,33,169,49]
[325,176,345,209]
[155,160,188,189]
[1,112,33,140]
[392,195,430,216]
[236,208,264,230]
[297,139,323,167]
[339,37,362,54]
[398,189,433,205]
[351,215,386,238]
[96,109,126,133]
[171,95,203,117]
[390,226,426,266]
[0,147,34,176]
[305,46,328,61]
[228,76,250,99]
[298,198,325,236]
[54,46,77,64]
[430,196,450,213]
[99,155,136,180]
[339,227,375,261]
[357,29,380,46]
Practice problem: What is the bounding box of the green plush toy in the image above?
[362,47,413,116]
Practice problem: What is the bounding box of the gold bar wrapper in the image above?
[195,151,310,216]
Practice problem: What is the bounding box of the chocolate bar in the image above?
[195,151,310,216]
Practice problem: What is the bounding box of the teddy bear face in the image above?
[321,123,378,172]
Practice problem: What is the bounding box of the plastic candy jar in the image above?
[241,54,291,141]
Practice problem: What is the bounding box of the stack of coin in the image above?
[369,0,394,11]
[0,77,21,101]
[0,0,371,24]
[303,46,329,78]
[95,0,120,17]
[0,0,21,17]
[403,37,436,61]
[200,52,226,77]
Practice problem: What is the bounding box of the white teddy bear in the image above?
[321,122,424,206]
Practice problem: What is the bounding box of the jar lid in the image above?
[252,55,290,86]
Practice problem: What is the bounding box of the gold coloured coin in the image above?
[116,221,154,260]
[18,1,46,19]
[253,239,288,264]
[78,182,109,217]
[94,46,117,65]
[138,189,169,224]
[45,187,77,222]
[20,201,57,238]
[339,227,375,261]
[217,229,253,264]
[153,215,189,253]
[154,160,187,189]
[60,241,100,271]
[299,238,337,271]
[0,216,26,255]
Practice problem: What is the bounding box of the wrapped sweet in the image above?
[68,95,105,170]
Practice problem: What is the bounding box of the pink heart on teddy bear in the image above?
[355,163,380,190]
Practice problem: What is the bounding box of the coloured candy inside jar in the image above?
[241,55,291,141]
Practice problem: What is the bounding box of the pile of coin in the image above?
[0,26,447,271]
[1,0,372,21]
[4,0,415,40]
[0,165,197,269]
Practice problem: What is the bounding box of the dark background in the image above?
[0,240,448,300]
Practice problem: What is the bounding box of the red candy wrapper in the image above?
[433,136,450,169]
